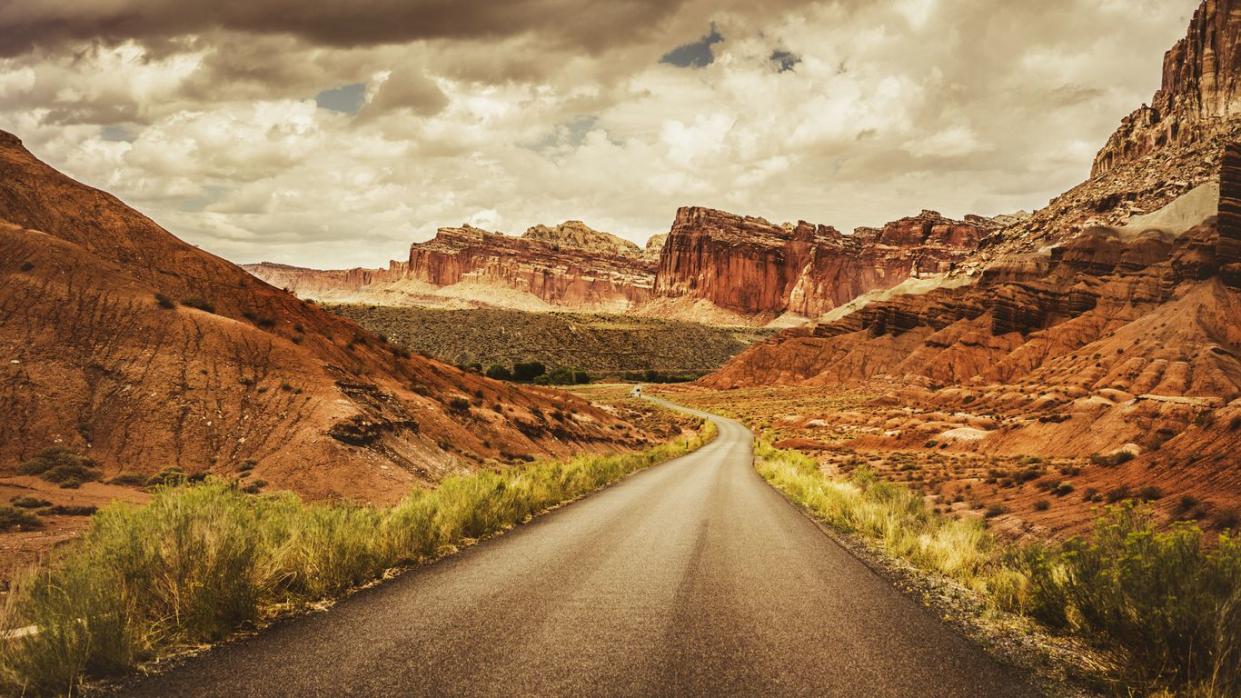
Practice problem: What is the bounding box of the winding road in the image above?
[116,400,1039,697]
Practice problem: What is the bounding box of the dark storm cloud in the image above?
[660,24,723,67]
[770,49,800,72]
[0,0,689,57]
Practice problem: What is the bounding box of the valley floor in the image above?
[652,384,1241,541]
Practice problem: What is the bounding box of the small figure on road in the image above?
[631,385,643,398]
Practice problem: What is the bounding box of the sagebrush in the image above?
[0,421,715,695]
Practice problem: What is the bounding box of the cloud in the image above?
[363,70,449,117]
[660,24,724,68]
[770,49,800,72]
[0,0,1203,270]
[0,0,689,57]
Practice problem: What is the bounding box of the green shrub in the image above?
[0,506,44,532]
[484,365,513,381]
[180,297,215,313]
[146,467,189,487]
[108,473,146,487]
[16,448,101,488]
[40,505,97,517]
[1018,504,1241,693]
[9,496,50,510]
[1090,450,1134,467]
[512,361,546,382]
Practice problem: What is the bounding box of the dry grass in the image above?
[0,421,716,696]
[756,439,1241,696]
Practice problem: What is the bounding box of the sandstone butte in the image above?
[246,206,996,326]
[0,130,662,504]
[702,0,1241,519]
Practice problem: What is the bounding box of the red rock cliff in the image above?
[403,224,656,312]
[1093,0,1241,177]
[653,206,987,320]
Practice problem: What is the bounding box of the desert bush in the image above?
[1090,450,1134,467]
[0,506,44,532]
[179,297,215,313]
[757,439,1241,696]
[16,448,101,488]
[40,505,97,517]
[1017,504,1241,693]
[484,365,513,381]
[154,293,175,309]
[107,472,146,487]
[0,421,716,695]
[1138,486,1164,501]
[512,361,546,382]
[9,497,50,510]
[145,467,189,487]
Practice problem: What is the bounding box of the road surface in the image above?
[115,400,1039,697]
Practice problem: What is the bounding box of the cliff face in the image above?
[1093,0,1241,177]
[403,224,656,312]
[247,221,658,313]
[652,207,988,321]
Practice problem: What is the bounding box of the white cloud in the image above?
[0,0,1202,268]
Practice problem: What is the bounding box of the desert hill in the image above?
[0,130,646,503]
[694,0,1241,532]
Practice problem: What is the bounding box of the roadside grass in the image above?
[754,439,1241,697]
[0,421,716,696]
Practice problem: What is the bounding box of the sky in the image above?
[0,0,1200,268]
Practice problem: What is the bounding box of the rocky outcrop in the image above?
[247,221,659,313]
[643,233,668,262]
[652,207,988,321]
[403,224,656,312]
[1092,0,1241,177]
[521,220,641,257]
[1220,141,1241,284]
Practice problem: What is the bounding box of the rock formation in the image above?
[0,130,645,502]
[247,221,658,313]
[1093,0,1241,177]
[651,206,989,322]
[403,224,656,312]
[522,220,642,257]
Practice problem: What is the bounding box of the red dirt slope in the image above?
[0,130,644,503]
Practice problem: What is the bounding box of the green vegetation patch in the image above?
[0,507,44,532]
[15,448,101,488]
[0,421,717,695]
[755,440,1241,696]
[327,305,773,377]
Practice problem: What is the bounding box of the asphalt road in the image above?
[114,400,1039,697]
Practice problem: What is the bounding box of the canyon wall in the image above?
[1093,0,1241,177]
[651,206,989,321]
[404,225,656,312]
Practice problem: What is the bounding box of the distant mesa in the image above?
[247,207,1000,327]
